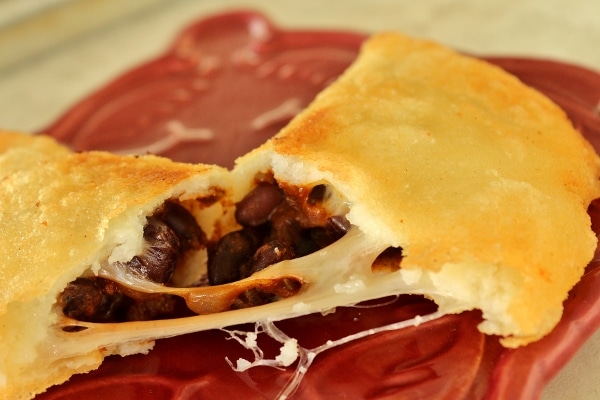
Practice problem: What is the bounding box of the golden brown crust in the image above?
[236,32,600,347]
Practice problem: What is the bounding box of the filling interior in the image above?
[58,173,401,325]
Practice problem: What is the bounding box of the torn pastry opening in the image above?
[56,172,405,330]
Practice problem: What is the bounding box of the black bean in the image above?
[154,202,206,251]
[232,289,273,309]
[308,215,350,248]
[207,229,261,285]
[60,277,181,323]
[267,201,339,257]
[127,217,181,284]
[292,231,322,257]
[235,182,283,227]
[61,277,130,323]
[126,294,178,321]
[267,202,305,246]
[308,227,335,249]
[307,184,327,205]
[248,240,295,276]
[327,215,351,236]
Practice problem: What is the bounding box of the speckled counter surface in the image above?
[0,1,599,399]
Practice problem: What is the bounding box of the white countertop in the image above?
[0,0,599,398]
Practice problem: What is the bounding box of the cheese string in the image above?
[223,308,449,399]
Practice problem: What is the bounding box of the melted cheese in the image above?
[44,226,472,398]
[50,228,454,361]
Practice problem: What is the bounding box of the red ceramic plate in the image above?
[38,10,600,400]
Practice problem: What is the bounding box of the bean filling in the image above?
[61,277,188,323]
[60,177,353,323]
[208,180,349,287]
